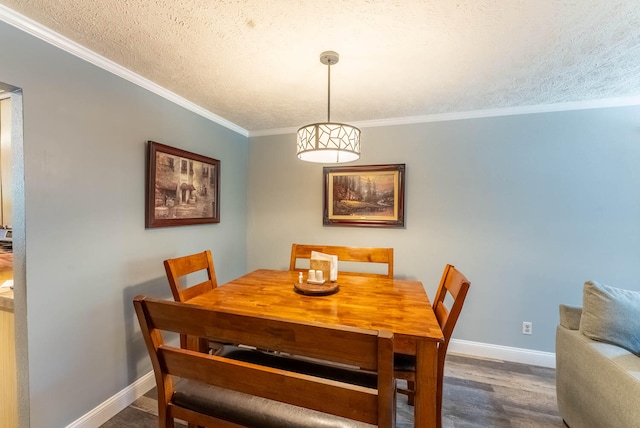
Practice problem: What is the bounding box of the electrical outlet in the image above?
[522,321,532,335]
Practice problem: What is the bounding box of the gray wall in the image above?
[1,21,248,427]
[248,107,640,353]
[3,12,640,427]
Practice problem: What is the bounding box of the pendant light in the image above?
[296,51,361,163]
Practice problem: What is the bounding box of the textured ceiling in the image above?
[2,1,640,133]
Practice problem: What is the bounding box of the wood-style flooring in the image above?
[101,353,564,427]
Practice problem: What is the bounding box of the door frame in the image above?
[1,84,29,427]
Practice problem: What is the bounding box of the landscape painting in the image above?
[323,164,405,228]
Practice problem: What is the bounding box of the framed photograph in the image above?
[323,164,405,228]
[146,141,220,228]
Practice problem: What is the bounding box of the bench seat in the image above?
[174,379,375,428]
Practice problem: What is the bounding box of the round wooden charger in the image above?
[294,281,340,296]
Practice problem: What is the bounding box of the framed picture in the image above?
[145,141,220,228]
[323,164,405,228]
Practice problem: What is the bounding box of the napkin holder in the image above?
[311,251,338,282]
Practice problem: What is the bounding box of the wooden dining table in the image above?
[186,269,444,428]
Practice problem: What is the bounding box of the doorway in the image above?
[0,81,28,427]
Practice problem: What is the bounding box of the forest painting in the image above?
[323,164,405,228]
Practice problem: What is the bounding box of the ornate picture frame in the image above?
[145,141,220,228]
[323,164,405,228]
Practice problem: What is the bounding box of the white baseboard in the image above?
[449,338,556,368]
[65,371,155,428]
[68,340,555,427]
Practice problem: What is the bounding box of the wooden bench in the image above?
[134,295,396,427]
[289,244,394,279]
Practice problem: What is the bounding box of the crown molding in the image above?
[249,95,640,137]
[355,96,640,129]
[0,4,249,137]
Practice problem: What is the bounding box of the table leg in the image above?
[185,335,209,353]
[414,339,438,428]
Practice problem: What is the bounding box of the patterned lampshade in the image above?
[296,122,360,163]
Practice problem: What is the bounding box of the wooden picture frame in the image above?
[323,164,405,228]
[145,141,220,228]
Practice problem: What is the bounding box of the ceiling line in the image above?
[250,94,640,138]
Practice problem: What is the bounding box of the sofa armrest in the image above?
[559,304,582,330]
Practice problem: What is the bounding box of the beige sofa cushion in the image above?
[579,280,640,355]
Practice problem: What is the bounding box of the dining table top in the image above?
[186,269,444,352]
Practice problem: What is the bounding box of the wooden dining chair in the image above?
[289,243,394,279]
[163,249,218,351]
[394,264,470,427]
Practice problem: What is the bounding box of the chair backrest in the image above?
[163,250,217,302]
[133,295,396,427]
[433,264,471,357]
[289,243,394,279]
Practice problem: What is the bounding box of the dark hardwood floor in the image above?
[101,353,564,427]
